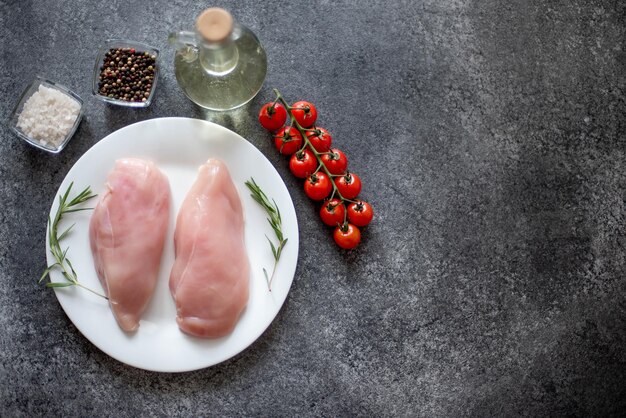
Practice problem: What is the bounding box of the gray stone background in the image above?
[1,0,625,416]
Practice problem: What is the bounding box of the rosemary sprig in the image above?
[39,182,108,300]
[245,178,288,291]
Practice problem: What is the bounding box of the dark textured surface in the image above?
[1,0,625,416]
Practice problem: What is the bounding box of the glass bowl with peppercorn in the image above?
[92,40,159,107]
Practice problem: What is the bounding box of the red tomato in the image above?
[289,149,318,178]
[333,223,361,249]
[319,198,345,226]
[258,102,287,131]
[335,172,362,199]
[320,148,348,175]
[274,127,303,155]
[304,172,332,201]
[291,101,317,128]
[347,200,373,227]
[306,127,332,152]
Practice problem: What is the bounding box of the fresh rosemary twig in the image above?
[39,182,108,300]
[245,178,288,291]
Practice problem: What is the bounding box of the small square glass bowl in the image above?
[92,39,159,108]
[8,77,84,154]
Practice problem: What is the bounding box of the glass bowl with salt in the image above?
[8,77,84,153]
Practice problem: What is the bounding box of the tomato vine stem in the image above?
[272,89,349,204]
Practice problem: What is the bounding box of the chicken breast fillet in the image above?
[89,158,171,332]
[170,159,249,338]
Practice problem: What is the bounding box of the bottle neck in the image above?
[199,38,239,76]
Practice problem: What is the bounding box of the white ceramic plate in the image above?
[46,117,299,372]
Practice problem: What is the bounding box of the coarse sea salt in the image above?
[16,85,81,149]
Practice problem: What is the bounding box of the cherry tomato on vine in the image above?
[274,127,303,155]
[333,223,361,249]
[334,172,362,199]
[347,200,373,227]
[304,172,332,200]
[320,148,348,175]
[320,198,346,226]
[289,149,318,178]
[258,102,287,131]
[306,127,332,152]
[291,101,317,128]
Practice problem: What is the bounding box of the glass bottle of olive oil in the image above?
[169,8,267,111]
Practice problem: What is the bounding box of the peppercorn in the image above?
[97,46,156,104]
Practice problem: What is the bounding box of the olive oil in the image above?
[170,8,267,111]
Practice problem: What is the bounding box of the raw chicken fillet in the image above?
[170,159,249,338]
[89,158,171,332]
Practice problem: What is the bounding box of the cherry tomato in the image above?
[347,200,373,227]
[334,172,362,199]
[304,172,332,201]
[333,223,361,249]
[320,148,348,175]
[258,102,287,131]
[291,101,318,128]
[306,127,332,152]
[319,198,346,226]
[274,127,303,155]
[289,149,318,179]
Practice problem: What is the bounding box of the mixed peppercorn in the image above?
[97,48,156,102]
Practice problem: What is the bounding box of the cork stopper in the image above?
[196,8,234,43]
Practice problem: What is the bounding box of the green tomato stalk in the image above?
[269,89,368,249]
[272,88,357,208]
